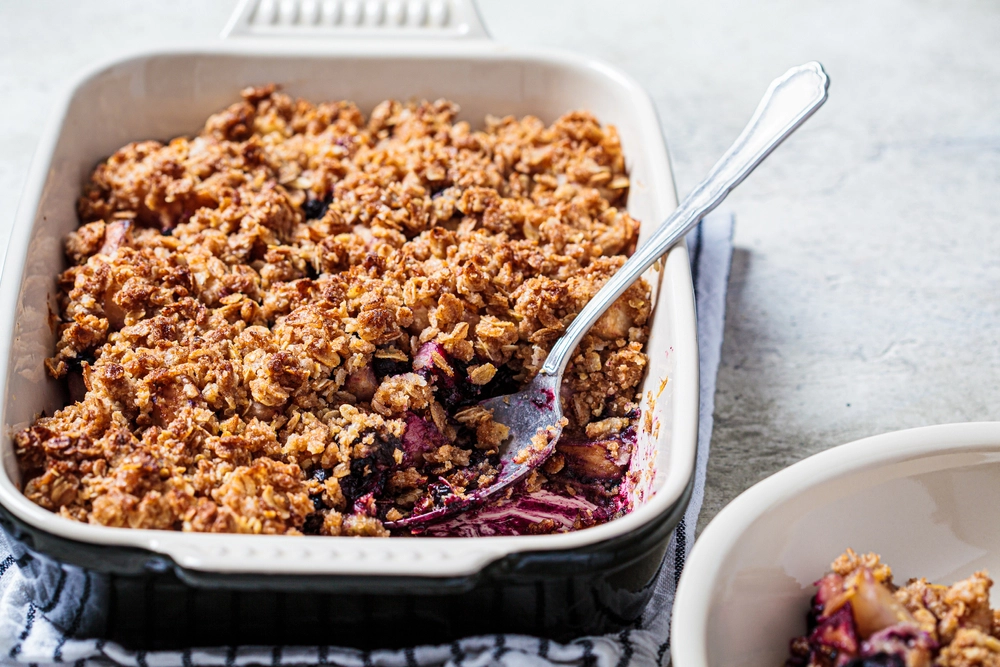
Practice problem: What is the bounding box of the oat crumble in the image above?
[14,86,650,536]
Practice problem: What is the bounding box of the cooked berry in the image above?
[372,356,410,379]
[302,197,330,220]
[302,514,324,535]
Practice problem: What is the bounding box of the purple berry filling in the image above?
[400,412,447,466]
[411,489,611,537]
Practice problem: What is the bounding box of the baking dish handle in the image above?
[222,0,490,40]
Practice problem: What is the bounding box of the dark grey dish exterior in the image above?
[0,477,691,648]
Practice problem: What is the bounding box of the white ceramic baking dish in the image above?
[0,1,698,580]
[671,422,1000,667]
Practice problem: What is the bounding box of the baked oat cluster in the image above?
[13,86,651,536]
[787,549,1000,667]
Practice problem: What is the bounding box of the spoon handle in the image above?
[539,61,830,377]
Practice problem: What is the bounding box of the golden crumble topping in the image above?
[15,85,650,536]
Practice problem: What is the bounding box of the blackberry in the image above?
[372,356,410,379]
[302,196,330,220]
[302,514,324,535]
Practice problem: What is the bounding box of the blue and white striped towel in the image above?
[0,212,734,667]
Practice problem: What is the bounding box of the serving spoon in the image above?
[387,61,830,529]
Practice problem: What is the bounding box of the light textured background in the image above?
[2,1,999,535]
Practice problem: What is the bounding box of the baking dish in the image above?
[0,0,698,646]
[670,422,1000,667]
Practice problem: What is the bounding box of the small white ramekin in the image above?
[672,422,1000,667]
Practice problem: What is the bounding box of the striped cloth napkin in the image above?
[0,211,734,667]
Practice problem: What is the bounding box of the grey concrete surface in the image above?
[2,1,999,537]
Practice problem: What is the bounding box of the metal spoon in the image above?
[388,61,830,529]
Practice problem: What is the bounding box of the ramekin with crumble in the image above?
[14,85,652,537]
[786,549,1000,667]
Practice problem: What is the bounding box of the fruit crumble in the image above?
[14,86,651,536]
[786,549,1000,667]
